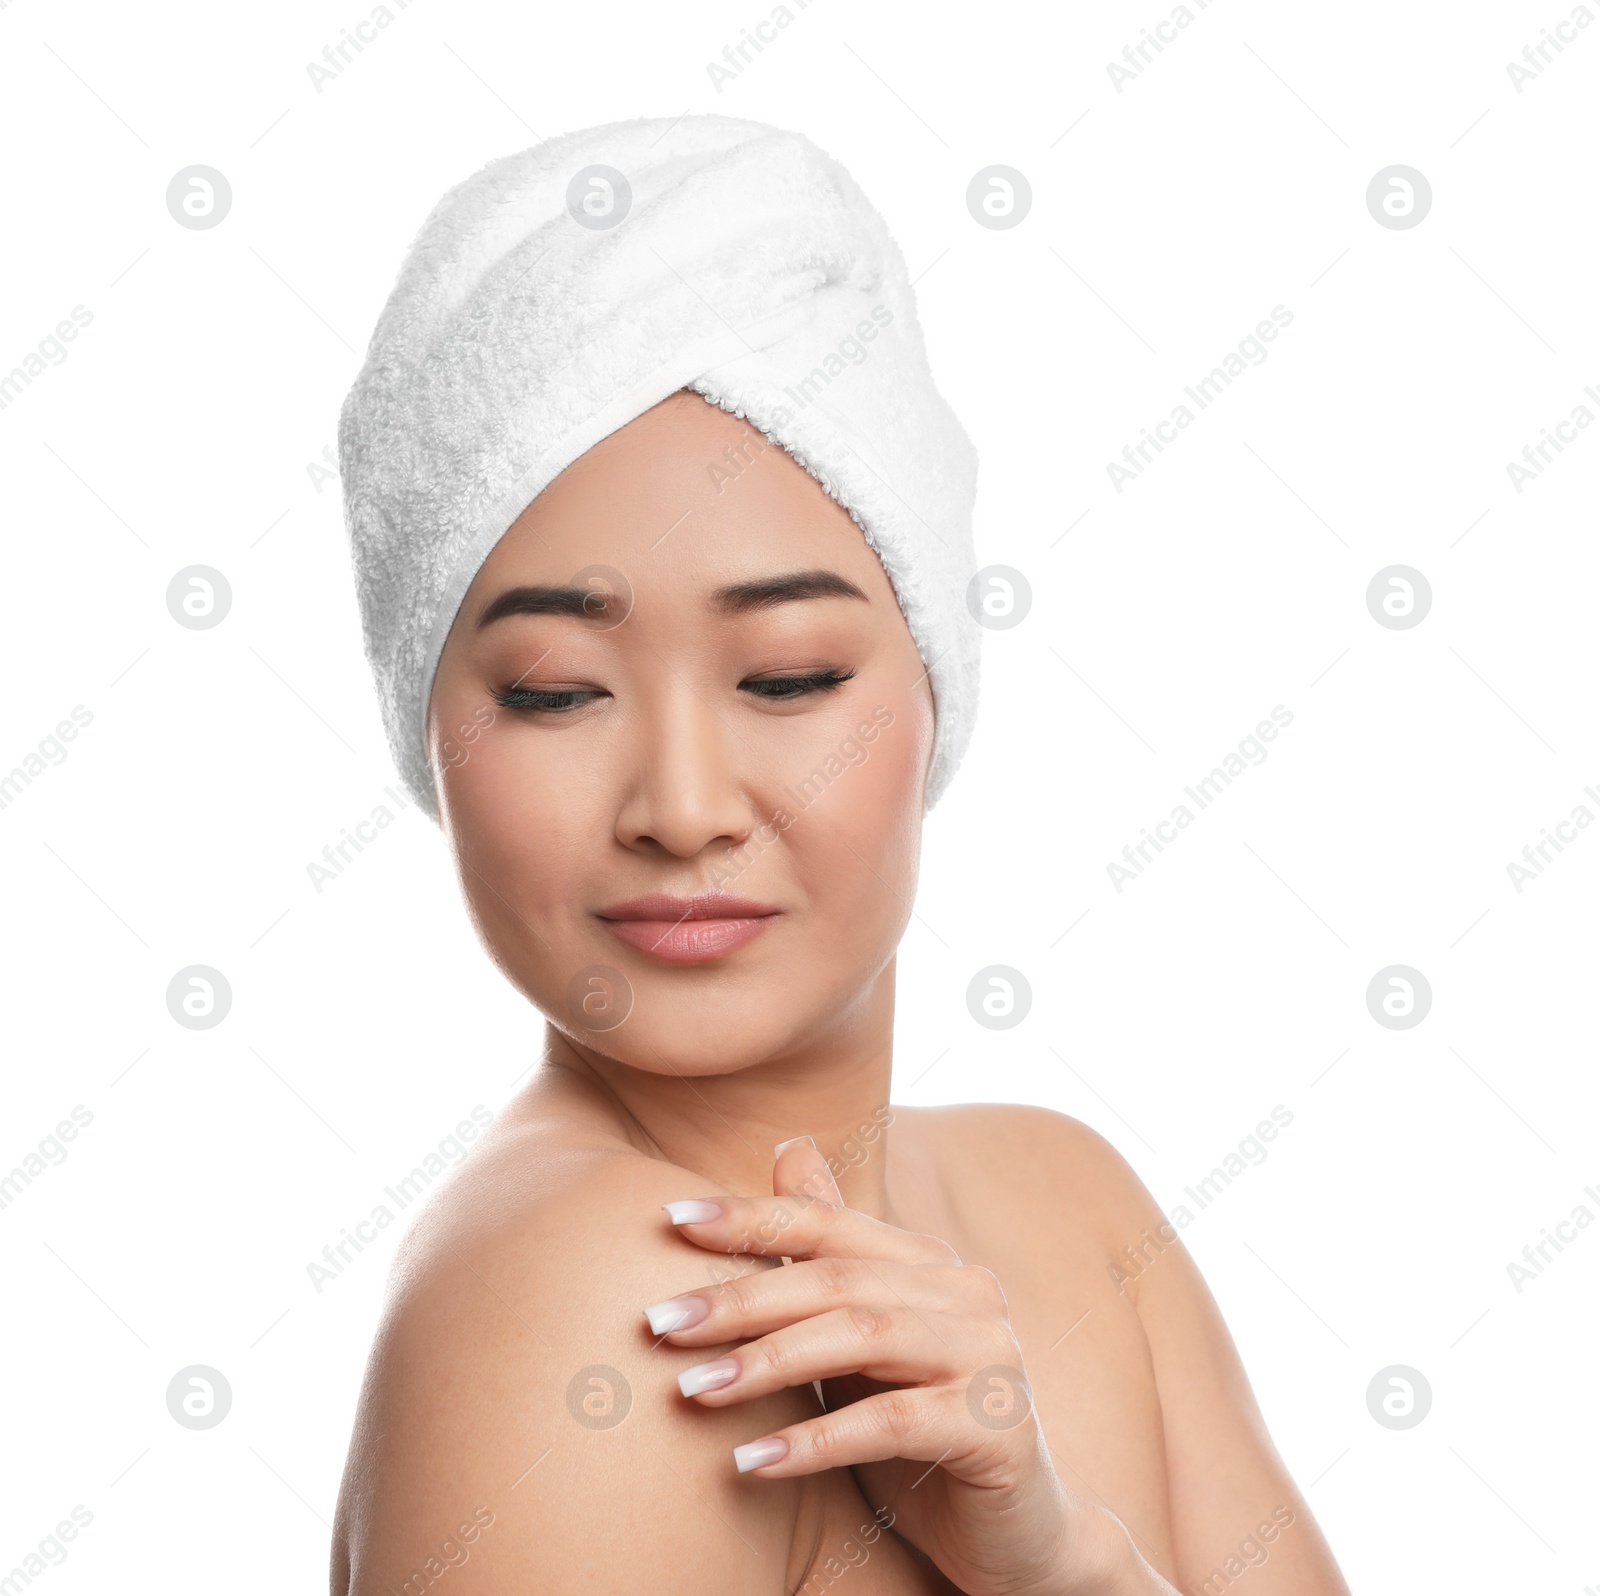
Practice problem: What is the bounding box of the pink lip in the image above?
[596,893,781,965]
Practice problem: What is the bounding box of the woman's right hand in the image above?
[646,1141,1172,1596]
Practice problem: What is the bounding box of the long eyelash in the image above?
[492,669,856,712]
[741,668,856,700]
[491,686,596,712]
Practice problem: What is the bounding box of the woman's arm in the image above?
[1083,1130,1352,1595]
[330,1152,814,1595]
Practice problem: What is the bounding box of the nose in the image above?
[613,681,756,860]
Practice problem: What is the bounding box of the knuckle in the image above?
[812,1256,855,1302]
[756,1332,796,1382]
[717,1274,755,1320]
[806,1418,846,1465]
[875,1389,921,1442]
[984,1322,1022,1365]
[962,1264,1009,1313]
[846,1302,893,1343]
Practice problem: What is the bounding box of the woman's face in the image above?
[427,390,935,1076]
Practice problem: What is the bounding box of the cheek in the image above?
[432,669,571,818]
[432,693,586,929]
[429,677,503,785]
[782,708,926,925]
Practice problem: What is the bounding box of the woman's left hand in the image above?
[643,1139,1142,1596]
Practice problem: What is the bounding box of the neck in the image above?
[531,963,900,1221]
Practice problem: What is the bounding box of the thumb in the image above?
[773,1134,846,1208]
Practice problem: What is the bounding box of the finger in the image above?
[645,1256,1005,1345]
[732,1382,1035,1481]
[661,1192,959,1269]
[674,1305,1004,1404]
[773,1134,844,1207]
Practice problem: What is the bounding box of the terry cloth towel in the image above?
[338,111,981,824]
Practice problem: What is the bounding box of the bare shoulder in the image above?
[330,1121,811,1596]
[890,1099,1162,1246]
[894,1101,1350,1591]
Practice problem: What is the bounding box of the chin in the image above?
[560,1002,808,1079]
[540,935,859,1072]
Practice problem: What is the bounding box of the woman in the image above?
[330,114,1350,1596]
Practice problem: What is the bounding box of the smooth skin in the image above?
[329,390,1351,1596]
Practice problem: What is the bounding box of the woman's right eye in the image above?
[491,686,602,713]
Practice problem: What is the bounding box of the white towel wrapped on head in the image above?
[338,111,981,823]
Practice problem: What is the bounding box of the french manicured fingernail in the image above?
[643,1295,713,1335]
[678,1357,739,1398]
[774,1136,816,1157]
[663,1200,723,1224]
[734,1435,789,1472]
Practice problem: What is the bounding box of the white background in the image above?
[1,0,1596,1589]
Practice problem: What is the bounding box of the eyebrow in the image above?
[475,568,869,629]
[476,585,615,627]
[712,568,870,614]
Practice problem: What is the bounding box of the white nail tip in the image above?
[773,1136,816,1157]
[733,1437,788,1473]
[643,1300,695,1335]
[677,1360,738,1398]
[663,1200,721,1225]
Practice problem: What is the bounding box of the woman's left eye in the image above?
[740,669,856,700]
